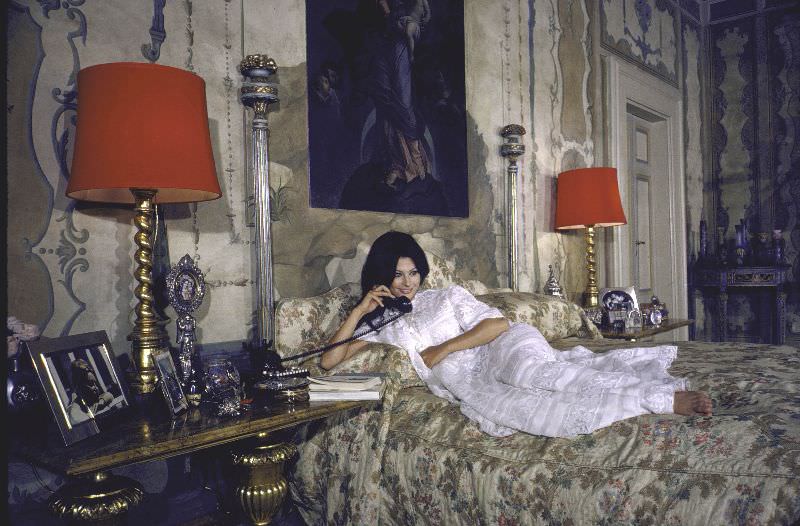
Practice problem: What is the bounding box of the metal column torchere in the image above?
[240,55,279,350]
[500,124,526,291]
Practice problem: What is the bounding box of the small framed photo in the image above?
[151,349,188,416]
[27,331,129,446]
[599,287,639,312]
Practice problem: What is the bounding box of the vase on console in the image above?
[734,224,746,266]
[773,230,786,265]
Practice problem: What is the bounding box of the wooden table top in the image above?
[11,399,371,477]
[600,319,694,340]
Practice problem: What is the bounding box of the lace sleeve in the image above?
[447,285,504,332]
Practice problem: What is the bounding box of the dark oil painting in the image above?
[307,0,468,217]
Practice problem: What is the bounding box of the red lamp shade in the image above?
[554,167,627,229]
[67,62,221,204]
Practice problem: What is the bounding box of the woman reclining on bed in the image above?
[321,231,712,438]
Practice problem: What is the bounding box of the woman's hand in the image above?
[321,285,393,371]
[354,285,393,318]
[420,344,448,368]
[419,317,510,369]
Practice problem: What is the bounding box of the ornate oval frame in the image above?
[165,254,206,314]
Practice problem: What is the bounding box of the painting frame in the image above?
[27,331,130,446]
[306,0,469,217]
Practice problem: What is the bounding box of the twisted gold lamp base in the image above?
[127,189,171,396]
[583,225,600,308]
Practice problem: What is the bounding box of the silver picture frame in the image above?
[151,348,188,416]
[28,331,130,446]
[599,286,639,313]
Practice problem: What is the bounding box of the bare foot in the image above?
[673,391,712,416]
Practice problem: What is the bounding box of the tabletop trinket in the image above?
[166,255,207,391]
[543,265,563,297]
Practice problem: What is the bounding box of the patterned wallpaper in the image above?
[6,0,724,351]
[6,0,578,354]
[682,15,709,337]
[600,0,680,84]
[528,0,596,298]
[708,6,800,343]
[767,9,800,341]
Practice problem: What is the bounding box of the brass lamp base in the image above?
[127,188,171,395]
[583,225,599,308]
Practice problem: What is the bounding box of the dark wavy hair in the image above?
[71,359,100,409]
[361,231,430,296]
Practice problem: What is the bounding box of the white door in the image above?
[626,113,673,308]
[605,57,688,341]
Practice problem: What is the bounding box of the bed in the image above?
[274,257,800,525]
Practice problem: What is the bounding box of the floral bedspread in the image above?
[289,340,800,525]
[279,259,797,525]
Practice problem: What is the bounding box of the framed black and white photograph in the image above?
[599,287,639,312]
[27,331,129,446]
[151,349,188,416]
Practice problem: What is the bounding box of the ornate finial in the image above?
[500,123,525,159]
[240,55,279,117]
[239,55,278,76]
[544,264,563,297]
[501,124,526,137]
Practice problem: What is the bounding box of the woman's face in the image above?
[390,257,421,300]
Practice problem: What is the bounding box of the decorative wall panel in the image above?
[767,9,800,341]
[529,0,595,300]
[682,16,708,337]
[712,20,757,239]
[600,0,679,85]
[6,0,550,354]
[709,7,800,343]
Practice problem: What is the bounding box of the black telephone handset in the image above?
[268,295,413,369]
[360,295,412,329]
[384,295,413,312]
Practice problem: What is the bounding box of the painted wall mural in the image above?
[600,0,679,85]
[767,9,800,341]
[7,0,254,355]
[682,16,708,338]
[709,7,800,344]
[528,0,595,299]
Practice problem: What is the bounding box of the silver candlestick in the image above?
[500,124,526,291]
[240,54,279,350]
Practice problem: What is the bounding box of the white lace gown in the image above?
[361,285,688,438]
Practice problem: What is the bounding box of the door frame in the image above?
[604,56,688,336]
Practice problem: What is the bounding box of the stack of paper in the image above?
[308,373,384,401]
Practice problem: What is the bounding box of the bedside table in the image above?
[11,399,374,525]
[600,319,694,342]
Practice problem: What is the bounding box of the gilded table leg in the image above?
[48,472,144,525]
[230,433,297,525]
